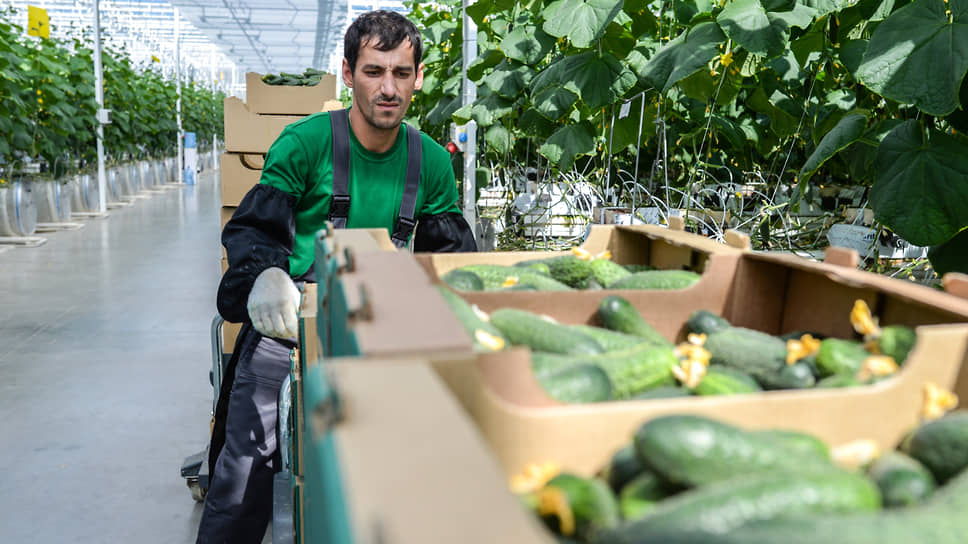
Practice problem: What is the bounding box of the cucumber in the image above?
[434,287,506,351]
[536,364,613,403]
[754,429,830,460]
[513,255,594,288]
[529,344,678,399]
[623,264,657,272]
[756,361,816,390]
[602,444,646,492]
[592,468,881,541]
[606,269,701,290]
[906,410,968,484]
[569,325,654,352]
[454,264,573,291]
[816,373,862,388]
[619,471,672,520]
[628,386,693,400]
[684,310,731,335]
[694,366,762,396]
[596,295,671,347]
[631,466,968,544]
[490,308,604,356]
[513,260,552,275]
[816,338,869,377]
[702,327,787,384]
[878,325,917,364]
[867,451,937,507]
[440,268,484,291]
[540,473,620,539]
[590,258,631,287]
[633,414,832,487]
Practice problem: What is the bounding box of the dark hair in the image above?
[344,10,423,74]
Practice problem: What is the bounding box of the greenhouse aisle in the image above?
[0,169,242,543]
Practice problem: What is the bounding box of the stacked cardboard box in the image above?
[220,71,343,351]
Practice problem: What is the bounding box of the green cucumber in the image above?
[633,414,832,487]
[590,258,631,287]
[702,327,787,384]
[816,338,869,377]
[528,344,678,399]
[906,410,968,485]
[684,310,732,335]
[453,264,573,291]
[623,264,657,272]
[602,444,646,493]
[754,429,830,460]
[694,366,762,396]
[628,386,693,400]
[592,468,881,541]
[512,260,552,275]
[607,270,701,290]
[878,325,917,364]
[756,361,816,390]
[434,287,506,351]
[570,325,654,352]
[536,364,613,403]
[490,308,604,355]
[631,467,968,544]
[540,473,620,539]
[440,268,484,291]
[816,373,862,388]
[619,471,673,520]
[868,451,937,507]
[531,351,582,378]
[596,295,671,347]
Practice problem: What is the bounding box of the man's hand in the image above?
[247,267,301,339]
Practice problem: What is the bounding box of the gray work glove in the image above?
[247,267,301,339]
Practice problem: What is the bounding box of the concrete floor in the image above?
[0,169,234,542]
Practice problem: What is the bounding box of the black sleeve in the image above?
[413,212,478,253]
[216,184,297,323]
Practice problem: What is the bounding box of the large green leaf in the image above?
[519,108,557,136]
[557,51,637,109]
[717,0,791,58]
[424,20,457,45]
[928,228,968,275]
[798,112,868,185]
[452,93,515,126]
[427,95,462,126]
[484,60,535,98]
[626,37,661,85]
[675,0,716,24]
[791,18,825,67]
[538,121,597,170]
[485,124,514,155]
[467,49,505,81]
[769,2,818,29]
[602,20,638,59]
[542,0,624,47]
[800,0,850,18]
[839,39,868,78]
[872,120,968,245]
[748,86,800,136]
[679,69,717,102]
[530,58,567,94]
[857,0,968,116]
[609,98,658,151]
[638,22,726,92]
[533,86,580,120]
[500,25,556,65]
[623,0,660,36]
[842,118,904,180]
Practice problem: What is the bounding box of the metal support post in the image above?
[92,0,107,213]
[175,8,184,184]
[461,0,478,244]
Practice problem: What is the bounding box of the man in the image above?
[196,11,476,543]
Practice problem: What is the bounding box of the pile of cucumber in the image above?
[260,68,328,86]
[436,286,918,403]
[440,254,701,292]
[519,412,968,543]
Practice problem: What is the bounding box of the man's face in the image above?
[343,38,424,131]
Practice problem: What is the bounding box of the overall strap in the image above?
[328,108,351,229]
[390,124,422,249]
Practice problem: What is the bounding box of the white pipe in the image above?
[461,0,478,244]
[176,8,183,184]
[93,0,107,213]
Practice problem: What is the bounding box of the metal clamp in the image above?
[278,372,293,472]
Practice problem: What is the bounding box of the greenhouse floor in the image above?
[0,169,272,543]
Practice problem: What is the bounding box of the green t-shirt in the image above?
[259,109,461,276]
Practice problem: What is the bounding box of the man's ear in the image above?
[342,58,353,88]
[414,62,425,91]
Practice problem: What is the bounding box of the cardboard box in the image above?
[312,237,968,479]
[223,97,305,154]
[298,359,552,543]
[220,153,263,206]
[245,71,339,115]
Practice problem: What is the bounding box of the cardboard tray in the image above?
[245,71,339,115]
[223,97,305,154]
[317,240,968,479]
[219,153,263,207]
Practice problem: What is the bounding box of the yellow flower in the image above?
[38,97,43,104]
[720,51,734,66]
[850,299,881,338]
[922,382,958,421]
[36,89,42,95]
[786,334,821,365]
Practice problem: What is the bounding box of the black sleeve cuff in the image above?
[413,212,478,253]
